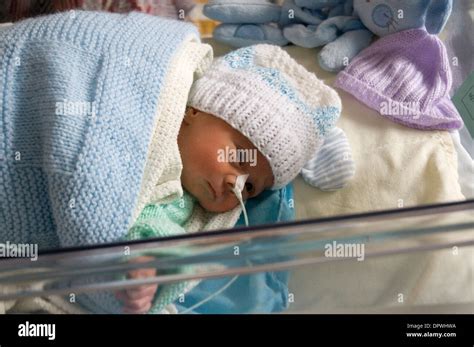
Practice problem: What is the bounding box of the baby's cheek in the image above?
[223,195,240,211]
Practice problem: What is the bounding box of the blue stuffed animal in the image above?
[302,0,452,72]
[204,0,360,49]
[203,0,370,72]
[282,0,373,72]
[204,0,453,73]
[353,0,452,37]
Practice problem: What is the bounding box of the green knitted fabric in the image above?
[126,191,196,314]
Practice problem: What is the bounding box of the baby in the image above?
[115,44,355,313]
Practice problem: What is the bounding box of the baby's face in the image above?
[178,107,274,213]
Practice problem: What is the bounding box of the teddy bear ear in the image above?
[425,0,453,34]
[300,127,355,191]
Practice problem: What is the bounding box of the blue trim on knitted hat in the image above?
[223,45,339,136]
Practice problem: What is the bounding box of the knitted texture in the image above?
[301,126,355,191]
[130,40,213,223]
[0,11,200,249]
[335,28,463,131]
[76,192,201,314]
[188,44,342,189]
[129,191,198,314]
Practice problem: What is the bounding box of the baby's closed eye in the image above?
[245,181,254,194]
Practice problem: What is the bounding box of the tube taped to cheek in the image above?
[232,174,249,227]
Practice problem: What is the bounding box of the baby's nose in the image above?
[223,174,237,192]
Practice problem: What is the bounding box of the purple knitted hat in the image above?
[335,28,463,131]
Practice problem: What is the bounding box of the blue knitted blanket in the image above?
[0,11,199,249]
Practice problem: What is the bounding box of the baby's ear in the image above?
[183,106,199,124]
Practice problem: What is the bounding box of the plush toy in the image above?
[203,0,365,58]
[318,0,455,71]
[203,0,454,73]
[284,0,372,72]
[353,0,452,37]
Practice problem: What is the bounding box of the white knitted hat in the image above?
[188,44,354,190]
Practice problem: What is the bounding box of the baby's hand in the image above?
[115,256,158,314]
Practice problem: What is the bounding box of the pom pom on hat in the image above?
[301,126,355,190]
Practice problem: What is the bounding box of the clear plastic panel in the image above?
[1,200,472,313]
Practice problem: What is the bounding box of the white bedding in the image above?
[451,131,474,199]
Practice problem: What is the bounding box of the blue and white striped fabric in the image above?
[301,126,355,191]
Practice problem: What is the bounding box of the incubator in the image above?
[0,0,473,315]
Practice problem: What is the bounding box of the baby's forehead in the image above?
[192,92,282,190]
